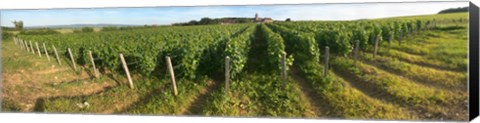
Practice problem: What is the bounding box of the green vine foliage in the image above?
[224,26,256,79]
[267,23,320,67]
[259,24,290,73]
[315,28,352,56]
[19,24,253,79]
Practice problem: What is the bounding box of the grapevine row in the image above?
[18,24,254,79]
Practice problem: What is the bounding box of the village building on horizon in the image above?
[253,13,273,23]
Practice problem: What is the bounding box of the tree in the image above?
[199,17,214,25]
[438,6,468,14]
[12,20,24,30]
[81,27,94,32]
[188,20,199,25]
[285,18,291,22]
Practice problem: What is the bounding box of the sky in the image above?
[0,1,468,27]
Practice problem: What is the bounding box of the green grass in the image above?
[380,49,462,71]
[125,76,211,115]
[363,53,467,91]
[380,27,467,72]
[2,40,118,112]
[37,75,211,114]
[1,99,23,112]
[37,85,133,113]
[202,73,312,117]
[2,40,48,72]
[295,62,415,120]
[332,57,467,120]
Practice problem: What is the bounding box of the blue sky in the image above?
[0,1,468,27]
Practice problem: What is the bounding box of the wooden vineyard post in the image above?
[17,39,21,49]
[373,34,379,59]
[42,43,50,61]
[324,46,329,77]
[13,38,17,46]
[25,40,30,52]
[19,40,24,50]
[354,40,360,66]
[409,28,412,43]
[21,40,24,49]
[68,48,77,70]
[32,41,37,52]
[28,41,32,54]
[120,53,134,89]
[26,41,30,52]
[35,42,42,57]
[388,32,392,53]
[89,51,99,78]
[413,28,417,39]
[25,40,29,52]
[29,41,35,54]
[406,27,410,40]
[18,39,21,49]
[27,41,32,52]
[23,40,29,51]
[281,51,287,88]
[166,56,178,96]
[427,23,431,30]
[27,41,31,53]
[225,56,230,93]
[398,29,403,45]
[53,45,62,65]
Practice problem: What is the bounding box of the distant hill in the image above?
[23,24,142,29]
[172,17,255,26]
[438,6,468,14]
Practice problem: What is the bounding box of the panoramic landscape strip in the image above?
[1,2,469,121]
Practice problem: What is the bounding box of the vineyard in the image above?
[2,12,468,121]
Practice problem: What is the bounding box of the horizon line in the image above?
[3,12,462,28]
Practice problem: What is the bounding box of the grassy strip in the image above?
[382,29,467,71]
[125,76,211,115]
[201,25,312,117]
[269,23,413,119]
[297,63,415,120]
[38,85,135,113]
[37,75,210,114]
[385,31,446,56]
[202,73,312,117]
[332,57,467,120]
[363,53,467,91]
[380,49,462,71]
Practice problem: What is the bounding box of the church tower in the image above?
[254,13,260,22]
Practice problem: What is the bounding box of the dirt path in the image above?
[181,79,221,115]
[377,50,463,72]
[244,25,269,73]
[361,58,466,93]
[330,66,430,119]
[2,41,116,112]
[289,67,331,117]
[364,61,466,120]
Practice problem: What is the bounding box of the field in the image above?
[1,12,468,121]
